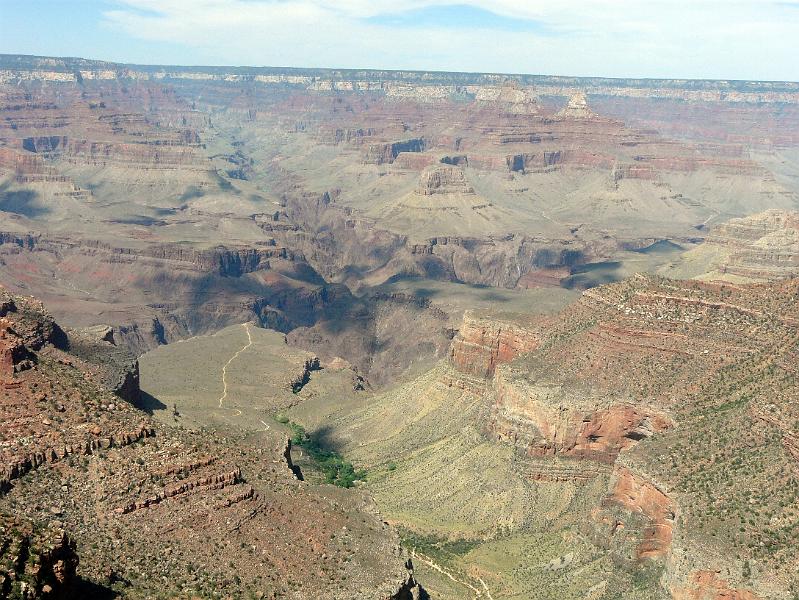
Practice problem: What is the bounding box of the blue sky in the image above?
[1,0,798,80]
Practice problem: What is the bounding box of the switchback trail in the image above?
[217,323,253,409]
[410,550,493,599]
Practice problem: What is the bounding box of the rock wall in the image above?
[488,367,670,463]
[448,312,540,377]
[365,138,427,164]
[416,166,474,195]
[606,467,676,560]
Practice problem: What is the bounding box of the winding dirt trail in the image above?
[410,550,493,599]
[217,323,253,409]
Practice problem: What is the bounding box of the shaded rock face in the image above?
[506,150,563,173]
[403,235,593,289]
[0,516,79,599]
[365,138,427,164]
[65,329,141,404]
[387,560,427,600]
[0,233,343,355]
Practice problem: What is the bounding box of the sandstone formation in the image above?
[416,166,474,196]
[448,311,540,377]
[474,81,540,114]
[556,91,597,119]
[672,209,799,281]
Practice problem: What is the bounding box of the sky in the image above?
[1,0,799,81]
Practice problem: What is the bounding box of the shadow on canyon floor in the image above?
[135,391,167,416]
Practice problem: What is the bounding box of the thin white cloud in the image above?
[102,0,799,80]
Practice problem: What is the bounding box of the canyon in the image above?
[1,53,799,598]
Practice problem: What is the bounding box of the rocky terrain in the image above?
[286,274,799,598]
[666,209,799,282]
[2,53,799,599]
[1,54,798,377]
[0,285,425,599]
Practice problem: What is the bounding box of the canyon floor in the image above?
[3,54,799,599]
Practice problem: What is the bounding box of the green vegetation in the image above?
[400,529,480,564]
[282,419,366,488]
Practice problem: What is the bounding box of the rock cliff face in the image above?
[489,368,671,463]
[365,138,427,164]
[606,467,676,560]
[682,210,799,281]
[447,307,671,465]
[416,166,474,196]
[429,274,799,597]
[448,311,540,377]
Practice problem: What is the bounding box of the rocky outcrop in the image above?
[606,467,675,560]
[0,290,63,352]
[365,138,427,165]
[416,166,474,196]
[506,150,563,173]
[671,571,760,600]
[697,210,799,280]
[66,327,142,403]
[387,559,427,600]
[449,312,540,377]
[488,367,671,463]
[289,355,321,393]
[317,126,379,145]
[1,423,155,493]
[0,516,79,599]
[556,91,597,119]
[0,317,33,382]
[474,81,540,114]
[115,467,243,514]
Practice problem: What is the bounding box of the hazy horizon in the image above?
[2,0,799,82]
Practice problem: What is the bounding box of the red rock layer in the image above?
[671,571,760,600]
[448,312,540,377]
[607,467,675,560]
